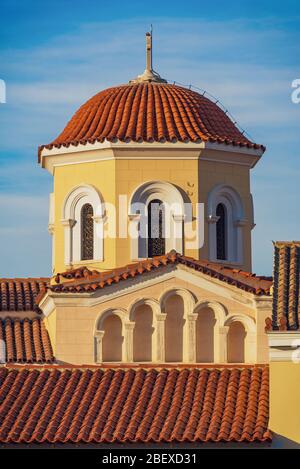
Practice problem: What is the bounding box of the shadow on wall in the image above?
[271,434,300,449]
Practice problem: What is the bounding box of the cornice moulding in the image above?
[40,141,262,174]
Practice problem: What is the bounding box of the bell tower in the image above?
[39,33,264,276]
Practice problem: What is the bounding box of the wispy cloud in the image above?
[0,16,299,276]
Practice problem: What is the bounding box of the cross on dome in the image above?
[129,29,167,84]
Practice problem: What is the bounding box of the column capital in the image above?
[219,325,229,334]
[93,214,107,224]
[124,321,135,330]
[61,218,76,228]
[128,213,141,222]
[156,313,167,322]
[94,330,105,340]
[173,214,185,222]
[207,215,220,224]
[187,313,198,322]
[48,223,55,235]
[234,218,248,228]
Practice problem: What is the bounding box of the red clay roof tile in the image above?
[0,366,271,444]
[266,241,300,331]
[0,278,49,312]
[0,318,54,363]
[39,83,265,159]
[52,252,272,297]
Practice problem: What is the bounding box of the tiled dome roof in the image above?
[39,83,264,156]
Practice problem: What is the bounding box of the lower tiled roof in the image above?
[0,278,49,312]
[0,318,54,363]
[52,252,272,296]
[0,365,271,444]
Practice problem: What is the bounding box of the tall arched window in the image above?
[148,199,165,257]
[216,203,226,260]
[102,315,123,362]
[133,304,153,362]
[165,294,184,362]
[81,203,94,260]
[207,184,247,264]
[227,321,246,363]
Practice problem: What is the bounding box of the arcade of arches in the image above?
[95,290,257,364]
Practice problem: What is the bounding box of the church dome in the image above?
[40,82,264,155]
[39,31,264,156]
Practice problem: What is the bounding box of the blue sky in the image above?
[0,0,299,277]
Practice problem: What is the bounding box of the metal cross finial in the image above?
[129,29,167,84]
[146,30,152,72]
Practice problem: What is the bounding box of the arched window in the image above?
[147,199,165,257]
[216,203,226,260]
[129,181,185,260]
[165,294,185,362]
[62,185,104,265]
[207,184,246,264]
[81,203,94,260]
[227,321,246,363]
[102,315,123,362]
[133,304,154,362]
[196,307,216,362]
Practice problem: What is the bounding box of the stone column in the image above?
[61,218,76,267]
[94,330,105,364]
[245,331,256,363]
[186,313,198,363]
[235,218,247,264]
[156,313,167,362]
[124,321,135,363]
[93,214,106,261]
[172,214,185,254]
[207,215,219,260]
[217,326,229,363]
[254,297,272,362]
[48,223,55,273]
[128,214,141,260]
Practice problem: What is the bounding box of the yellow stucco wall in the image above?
[269,362,300,443]
[115,157,199,266]
[199,158,252,271]
[53,157,116,273]
[51,148,253,274]
[44,309,57,356]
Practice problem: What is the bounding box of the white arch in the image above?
[128,297,161,322]
[193,300,228,363]
[95,307,129,333]
[207,184,244,220]
[224,314,256,334]
[127,298,160,363]
[159,288,196,363]
[94,308,129,363]
[62,184,105,265]
[207,184,246,264]
[63,184,104,220]
[128,180,185,259]
[194,300,227,325]
[224,314,256,363]
[159,287,196,317]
